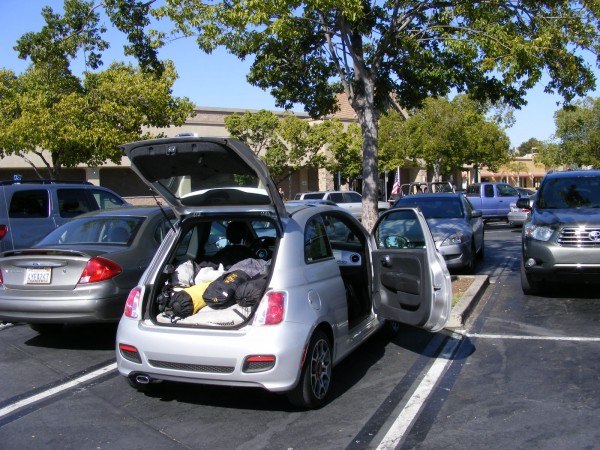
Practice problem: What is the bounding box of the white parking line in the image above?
[375,331,600,449]
[376,333,462,450]
[466,333,600,341]
[0,362,117,419]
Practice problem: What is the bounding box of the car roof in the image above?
[543,169,600,180]
[398,193,463,200]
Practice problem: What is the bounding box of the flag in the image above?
[391,167,401,194]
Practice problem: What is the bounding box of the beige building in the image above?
[478,154,550,190]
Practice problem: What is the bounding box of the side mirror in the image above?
[516,197,531,209]
[471,209,483,218]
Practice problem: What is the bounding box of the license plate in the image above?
[26,268,52,284]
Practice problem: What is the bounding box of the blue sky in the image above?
[1,0,598,150]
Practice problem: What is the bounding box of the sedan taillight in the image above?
[78,257,122,284]
[0,224,7,240]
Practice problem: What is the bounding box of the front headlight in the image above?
[441,231,464,246]
[524,223,554,241]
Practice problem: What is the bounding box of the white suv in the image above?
[294,190,389,220]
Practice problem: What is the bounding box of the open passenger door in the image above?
[371,208,451,332]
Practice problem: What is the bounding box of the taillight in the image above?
[78,257,122,284]
[0,225,7,240]
[124,287,142,319]
[254,291,286,325]
[0,268,3,286]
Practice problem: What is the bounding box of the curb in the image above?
[446,275,489,329]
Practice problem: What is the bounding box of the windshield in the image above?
[537,177,600,209]
[37,217,144,246]
[396,197,464,219]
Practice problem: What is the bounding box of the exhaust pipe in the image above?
[135,374,151,385]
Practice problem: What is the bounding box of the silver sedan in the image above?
[0,206,174,334]
[393,193,485,273]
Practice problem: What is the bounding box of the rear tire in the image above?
[520,259,543,295]
[287,330,332,409]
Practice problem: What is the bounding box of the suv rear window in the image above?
[9,190,50,218]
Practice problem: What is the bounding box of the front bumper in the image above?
[522,238,600,283]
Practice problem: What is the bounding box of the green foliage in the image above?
[0,62,194,178]
[7,0,600,227]
[379,96,511,179]
[517,138,546,156]
[224,110,359,182]
[550,97,600,168]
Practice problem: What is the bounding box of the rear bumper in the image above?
[116,317,311,393]
[0,295,126,323]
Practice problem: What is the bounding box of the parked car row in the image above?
[6,134,579,409]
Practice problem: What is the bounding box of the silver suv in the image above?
[519,170,600,295]
[0,180,128,252]
[294,190,390,220]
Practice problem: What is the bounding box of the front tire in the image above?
[287,330,332,409]
[520,259,543,295]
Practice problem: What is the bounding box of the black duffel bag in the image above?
[203,270,250,309]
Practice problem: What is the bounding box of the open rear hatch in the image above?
[121,137,284,328]
[121,136,287,221]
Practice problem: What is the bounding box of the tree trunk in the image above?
[352,81,379,231]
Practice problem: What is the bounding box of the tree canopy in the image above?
[224,110,362,185]
[0,62,194,179]
[549,96,600,168]
[155,0,599,228]
[379,95,511,181]
[5,1,600,228]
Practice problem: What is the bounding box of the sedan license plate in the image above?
[26,268,52,284]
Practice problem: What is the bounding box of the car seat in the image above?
[214,221,256,266]
[106,226,130,243]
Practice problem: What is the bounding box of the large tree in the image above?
[11,1,600,228]
[379,96,511,181]
[550,96,600,168]
[0,1,194,179]
[0,62,194,179]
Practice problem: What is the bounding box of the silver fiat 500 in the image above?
[115,136,451,409]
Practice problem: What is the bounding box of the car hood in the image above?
[120,137,286,221]
[426,218,471,242]
[532,208,600,227]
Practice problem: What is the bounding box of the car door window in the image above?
[8,190,49,218]
[328,193,344,203]
[484,185,495,197]
[304,216,333,263]
[91,189,126,209]
[58,189,92,217]
[344,192,362,203]
[497,184,518,197]
[374,209,426,249]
